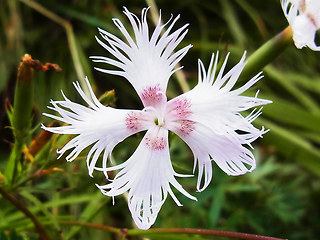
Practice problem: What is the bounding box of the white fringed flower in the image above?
[281,0,320,50]
[43,7,271,230]
[90,7,191,101]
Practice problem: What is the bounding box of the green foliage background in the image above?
[0,0,319,239]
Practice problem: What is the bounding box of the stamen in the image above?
[126,111,142,131]
[176,120,196,137]
[140,85,165,107]
[169,98,192,119]
[145,136,167,150]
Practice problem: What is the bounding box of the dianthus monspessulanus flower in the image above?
[42,7,271,230]
[281,0,320,50]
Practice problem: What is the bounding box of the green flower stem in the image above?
[240,26,293,81]
[5,54,34,184]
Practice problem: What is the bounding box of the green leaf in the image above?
[0,232,6,240]
[0,171,6,185]
[288,73,320,94]
[260,95,320,133]
[225,183,261,192]
[0,216,71,231]
[209,186,224,227]
[0,231,23,240]
[1,194,95,225]
[220,0,246,47]
[19,191,60,230]
[65,191,110,240]
[56,5,118,32]
[295,130,320,144]
[255,118,320,176]
[264,66,320,113]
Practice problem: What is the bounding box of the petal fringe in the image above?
[96,127,196,230]
[167,52,271,191]
[91,7,191,101]
[42,78,150,178]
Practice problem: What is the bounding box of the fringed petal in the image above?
[166,52,271,192]
[96,126,196,230]
[281,0,320,50]
[42,77,151,178]
[91,7,191,103]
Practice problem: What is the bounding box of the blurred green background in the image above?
[0,0,320,239]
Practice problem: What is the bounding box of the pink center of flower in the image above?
[145,136,167,150]
[140,85,164,107]
[126,96,196,138]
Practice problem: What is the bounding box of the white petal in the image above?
[281,0,320,51]
[42,78,152,178]
[166,52,270,191]
[291,14,320,50]
[281,0,300,25]
[181,52,271,112]
[90,7,191,103]
[96,126,196,230]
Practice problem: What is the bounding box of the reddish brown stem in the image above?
[59,220,287,240]
[0,186,51,240]
[129,228,288,240]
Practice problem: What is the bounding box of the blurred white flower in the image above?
[43,7,271,230]
[281,0,320,50]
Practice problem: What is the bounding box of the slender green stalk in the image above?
[8,0,24,59]
[18,0,90,97]
[240,26,293,81]
[5,54,34,183]
[65,24,88,92]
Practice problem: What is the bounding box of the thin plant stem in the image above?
[0,186,51,240]
[128,228,288,240]
[18,0,90,97]
[8,0,24,58]
[58,220,287,240]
